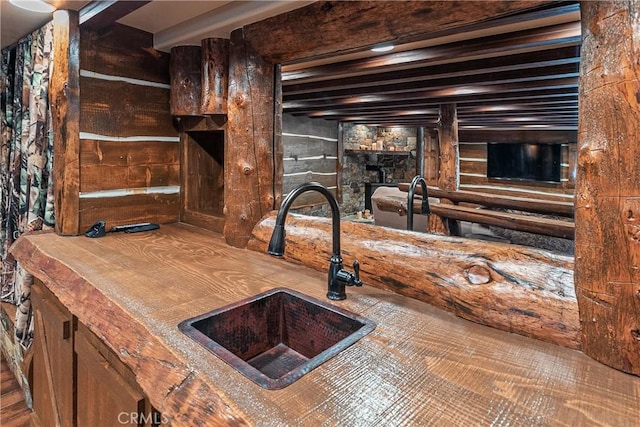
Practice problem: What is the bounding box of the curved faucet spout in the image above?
[267,182,361,300]
[407,175,431,231]
[268,182,341,256]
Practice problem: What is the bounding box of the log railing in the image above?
[249,213,580,349]
[389,184,574,239]
[397,184,574,217]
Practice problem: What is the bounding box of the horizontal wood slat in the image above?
[283,158,337,175]
[80,24,170,84]
[283,174,336,193]
[79,193,179,231]
[80,140,179,192]
[283,137,337,158]
[80,78,175,137]
[283,188,337,208]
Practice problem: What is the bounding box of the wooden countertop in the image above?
[11,223,640,426]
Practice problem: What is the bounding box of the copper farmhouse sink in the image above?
[178,288,376,389]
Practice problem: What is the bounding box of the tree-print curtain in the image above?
[1,22,55,348]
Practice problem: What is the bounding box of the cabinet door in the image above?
[29,280,74,427]
[75,323,159,427]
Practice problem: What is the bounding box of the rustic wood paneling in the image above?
[575,1,640,375]
[459,142,487,158]
[80,77,175,137]
[458,141,575,202]
[183,131,224,216]
[51,10,81,235]
[283,137,336,158]
[283,158,337,175]
[279,188,338,210]
[80,140,179,192]
[283,174,336,193]
[79,193,179,232]
[459,160,486,176]
[80,23,169,84]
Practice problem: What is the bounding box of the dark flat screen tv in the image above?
[487,142,562,183]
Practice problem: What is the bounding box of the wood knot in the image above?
[240,213,248,221]
[465,265,491,285]
[234,93,245,106]
[631,329,640,341]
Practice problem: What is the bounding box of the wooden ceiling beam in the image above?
[79,0,151,29]
[243,1,561,63]
[283,63,579,102]
[281,21,580,84]
[284,89,578,116]
[283,46,580,94]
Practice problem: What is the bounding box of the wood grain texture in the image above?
[80,23,170,84]
[575,1,640,375]
[8,225,640,425]
[1,353,31,427]
[78,193,179,232]
[51,10,80,235]
[250,213,579,348]
[200,38,229,115]
[243,1,556,63]
[170,46,201,116]
[80,77,175,137]
[437,103,460,191]
[224,29,276,247]
[80,140,180,192]
[459,129,576,144]
[10,232,251,426]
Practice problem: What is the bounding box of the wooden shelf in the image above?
[344,149,410,156]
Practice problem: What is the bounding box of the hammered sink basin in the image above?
[178,287,376,389]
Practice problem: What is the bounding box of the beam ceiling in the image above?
[280,2,581,130]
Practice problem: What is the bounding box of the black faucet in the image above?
[407,175,431,231]
[267,182,362,300]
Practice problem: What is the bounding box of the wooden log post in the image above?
[224,29,277,248]
[575,1,640,375]
[437,103,460,235]
[51,10,80,235]
[200,38,229,115]
[169,46,201,116]
[249,213,580,349]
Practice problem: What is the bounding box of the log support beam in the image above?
[224,29,278,247]
[51,10,80,235]
[437,103,460,235]
[575,1,640,375]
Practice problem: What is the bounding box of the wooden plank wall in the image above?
[78,24,179,232]
[458,130,576,202]
[282,114,338,209]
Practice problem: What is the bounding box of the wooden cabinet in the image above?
[28,280,161,426]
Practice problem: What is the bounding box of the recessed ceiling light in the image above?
[9,0,55,13]
[371,44,394,53]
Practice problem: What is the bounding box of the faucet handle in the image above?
[352,260,362,287]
